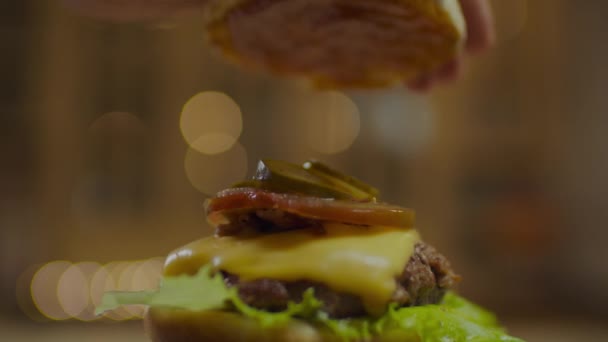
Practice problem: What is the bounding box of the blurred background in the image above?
[2,0,608,341]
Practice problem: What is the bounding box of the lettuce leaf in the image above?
[230,287,323,327]
[96,266,524,342]
[95,265,235,315]
[309,293,523,342]
[375,294,524,342]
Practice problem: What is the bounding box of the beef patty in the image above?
[222,242,459,318]
[217,209,459,318]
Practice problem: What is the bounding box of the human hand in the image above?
[408,0,495,92]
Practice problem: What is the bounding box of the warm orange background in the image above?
[1,1,607,341]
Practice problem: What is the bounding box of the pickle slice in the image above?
[303,160,378,200]
[251,160,356,200]
[230,179,346,199]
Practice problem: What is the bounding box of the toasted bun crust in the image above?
[144,307,419,342]
[204,0,466,88]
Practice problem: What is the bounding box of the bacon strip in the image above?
[205,188,415,228]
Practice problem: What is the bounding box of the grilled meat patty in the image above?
[223,242,459,318]
[217,209,459,318]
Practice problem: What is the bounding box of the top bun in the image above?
[204,0,466,88]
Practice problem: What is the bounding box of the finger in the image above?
[435,58,461,83]
[459,0,496,53]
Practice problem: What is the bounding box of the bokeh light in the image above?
[103,261,135,320]
[57,264,89,318]
[73,262,102,321]
[300,91,360,154]
[90,265,113,311]
[30,261,72,320]
[26,259,165,322]
[184,142,248,195]
[180,91,243,155]
[118,261,146,317]
[118,262,141,291]
[369,91,434,156]
[132,258,164,291]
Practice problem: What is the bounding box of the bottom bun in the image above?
[144,307,418,342]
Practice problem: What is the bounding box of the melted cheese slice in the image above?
[164,223,420,314]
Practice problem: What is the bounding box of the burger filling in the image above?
[224,241,458,318]
[207,204,458,318]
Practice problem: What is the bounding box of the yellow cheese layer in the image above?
[163,223,420,315]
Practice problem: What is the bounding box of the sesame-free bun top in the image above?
[204,0,466,88]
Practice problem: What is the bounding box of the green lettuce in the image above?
[231,286,322,327]
[97,266,524,342]
[374,294,524,342]
[96,265,235,315]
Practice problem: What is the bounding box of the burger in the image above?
[204,0,466,88]
[97,160,523,342]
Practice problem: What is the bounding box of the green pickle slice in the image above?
[229,179,345,199]
[247,160,358,200]
[303,160,378,200]
[231,160,380,201]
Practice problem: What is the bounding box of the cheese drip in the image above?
[164,223,420,315]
